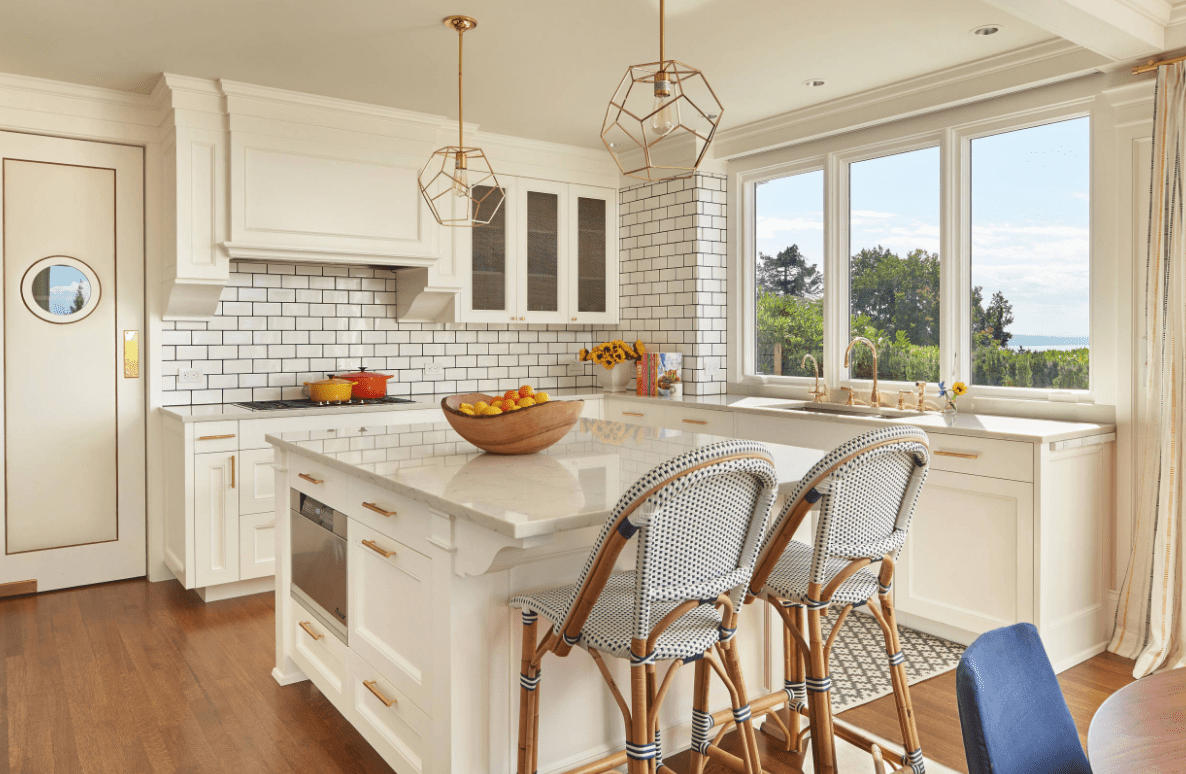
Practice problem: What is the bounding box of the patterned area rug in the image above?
[826,611,966,713]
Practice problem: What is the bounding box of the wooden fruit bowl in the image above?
[440,393,584,455]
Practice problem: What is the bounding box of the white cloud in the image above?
[755,215,822,239]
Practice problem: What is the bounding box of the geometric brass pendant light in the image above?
[418,15,506,227]
[601,0,723,182]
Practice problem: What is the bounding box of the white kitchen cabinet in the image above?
[894,471,1035,633]
[348,519,436,712]
[290,599,349,707]
[459,176,617,324]
[238,447,276,515]
[239,510,276,581]
[193,451,240,588]
[347,649,435,774]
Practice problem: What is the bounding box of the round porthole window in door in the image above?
[20,256,101,324]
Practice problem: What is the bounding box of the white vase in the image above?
[596,362,635,393]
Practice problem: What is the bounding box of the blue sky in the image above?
[754,116,1090,341]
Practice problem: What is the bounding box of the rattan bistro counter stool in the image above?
[508,440,781,774]
[694,426,932,774]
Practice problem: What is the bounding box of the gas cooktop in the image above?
[232,396,419,412]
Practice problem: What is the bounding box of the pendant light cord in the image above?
[457,23,464,150]
[659,0,665,65]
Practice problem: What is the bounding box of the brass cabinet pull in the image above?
[362,539,395,558]
[298,473,324,485]
[934,450,980,460]
[362,502,397,518]
[571,317,577,321]
[621,412,644,417]
[681,419,708,425]
[299,621,323,641]
[198,433,235,441]
[230,455,236,489]
[363,680,396,707]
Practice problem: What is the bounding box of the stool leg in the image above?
[876,591,924,773]
[805,606,837,774]
[689,658,712,774]
[629,659,650,774]
[517,613,540,774]
[720,641,762,774]
[784,603,807,753]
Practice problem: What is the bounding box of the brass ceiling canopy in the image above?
[418,14,505,227]
[601,0,723,182]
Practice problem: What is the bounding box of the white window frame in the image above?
[734,99,1095,406]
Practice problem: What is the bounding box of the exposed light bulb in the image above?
[451,153,469,198]
[649,73,680,138]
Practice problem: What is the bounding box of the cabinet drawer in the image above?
[347,650,433,774]
[664,405,734,436]
[927,434,1033,483]
[291,600,349,709]
[344,478,423,546]
[290,458,348,504]
[605,398,664,427]
[347,520,434,712]
[193,421,239,453]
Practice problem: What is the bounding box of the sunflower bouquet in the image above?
[578,339,646,370]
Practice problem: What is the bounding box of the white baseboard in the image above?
[195,575,274,602]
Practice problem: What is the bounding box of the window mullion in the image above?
[824,151,846,393]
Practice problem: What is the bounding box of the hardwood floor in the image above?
[1,578,392,774]
[1,578,1136,774]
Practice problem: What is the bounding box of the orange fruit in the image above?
[503,390,520,402]
[535,392,549,403]
[518,385,534,398]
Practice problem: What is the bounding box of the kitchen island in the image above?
[267,416,824,774]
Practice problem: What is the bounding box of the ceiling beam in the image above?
[982,0,1170,60]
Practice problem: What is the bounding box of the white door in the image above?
[0,132,145,594]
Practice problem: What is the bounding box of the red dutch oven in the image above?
[334,366,393,399]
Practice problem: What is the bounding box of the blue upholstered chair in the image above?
[955,623,1091,774]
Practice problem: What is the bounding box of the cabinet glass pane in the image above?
[577,197,607,313]
[526,190,559,312]
[471,185,506,311]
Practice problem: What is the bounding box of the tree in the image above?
[971,286,1015,348]
[70,286,86,313]
[757,244,823,299]
[849,246,940,347]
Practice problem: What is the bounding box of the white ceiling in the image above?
[0,0,1055,148]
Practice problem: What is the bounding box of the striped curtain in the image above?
[1109,62,1186,676]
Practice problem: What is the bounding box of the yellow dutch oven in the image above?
[303,376,356,403]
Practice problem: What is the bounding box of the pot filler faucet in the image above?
[843,337,881,407]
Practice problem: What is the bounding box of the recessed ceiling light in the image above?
[971,24,1001,36]
[804,79,825,87]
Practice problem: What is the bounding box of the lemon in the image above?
[518,397,536,407]
[459,403,474,411]
[534,392,549,403]
[507,404,522,411]
[475,401,489,411]
[482,406,503,415]
[459,407,476,416]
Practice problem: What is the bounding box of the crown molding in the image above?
[218,79,446,130]
[0,71,158,112]
[712,39,1109,160]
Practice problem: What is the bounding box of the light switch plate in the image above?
[424,361,445,380]
[177,368,202,386]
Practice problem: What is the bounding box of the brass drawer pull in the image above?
[298,473,324,485]
[363,680,397,707]
[681,419,708,425]
[362,539,395,558]
[198,433,235,441]
[934,450,980,460]
[299,621,324,641]
[362,502,397,518]
[621,412,644,417]
[231,455,236,489]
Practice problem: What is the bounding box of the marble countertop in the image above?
[605,392,1115,444]
[162,388,605,423]
[267,418,825,540]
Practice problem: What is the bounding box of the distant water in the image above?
[1008,334,1089,352]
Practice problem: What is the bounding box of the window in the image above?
[753,170,824,378]
[848,147,941,383]
[970,117,1090,389]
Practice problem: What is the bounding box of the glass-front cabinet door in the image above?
[516,179,568,324]
[462,179,517,322]
[568,184,618,325]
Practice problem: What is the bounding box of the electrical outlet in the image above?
[567,359,585,376]
[177,368,202,386]
[424,361,445,380]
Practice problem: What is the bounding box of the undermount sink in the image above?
[769,403,891,418]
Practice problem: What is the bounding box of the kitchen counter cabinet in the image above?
[269,420,825,774]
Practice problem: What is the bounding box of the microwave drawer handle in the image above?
[362,539,395,559]
[933,450,980,460]
[621,412,644,417]
[298,473,324,485]
[198,433,235,441]
[681,419,708,425]
[298,621,324,641]
[363,680,397,707]
[362,502,397,518]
